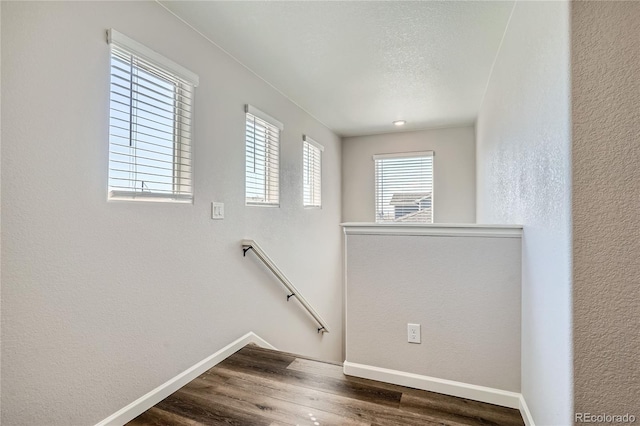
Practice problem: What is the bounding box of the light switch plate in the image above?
[211,202,224,219]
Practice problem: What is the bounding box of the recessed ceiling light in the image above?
[393,120,406,126]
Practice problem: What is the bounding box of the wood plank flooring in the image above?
[128,344,524,426]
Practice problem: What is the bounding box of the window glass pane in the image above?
[303,139,322,207]
[245,112,279,205]
[108,43,194,202]
[375,155,433,223]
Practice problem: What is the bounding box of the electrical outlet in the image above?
[211,202,224,219]
[408,323,421,344]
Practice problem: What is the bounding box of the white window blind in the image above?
[303,135,323,208]
[374,152,434,223]
[245,105,281,206]
[107,29,198,202]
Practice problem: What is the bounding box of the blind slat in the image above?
[110,177,192,188]
[109,158,191,173]
[110,110,192,138]
[109,124,192,151]
[110,98,193,127]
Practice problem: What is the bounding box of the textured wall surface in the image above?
[572,1,640,418]
[0,3,3,422]
[345,231,521,392]
[1,2,342,425]
[159,1,515,137]
[342,126,476,223]
[475,1,572,424]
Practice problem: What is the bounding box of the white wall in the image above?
[572,1,640,417]
[342,127,476,223]
[344,227,521,393]
[475,2,572,425]
[0,2,342,425]
[0,3,3,422]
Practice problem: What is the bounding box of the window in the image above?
[303,135,323,208]
[374,151,434,223]
[245,105,282,206]
[107,29,198,202]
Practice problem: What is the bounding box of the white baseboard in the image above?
[343,361,521,409]
[95,332,275,426]
[519,394,536,426]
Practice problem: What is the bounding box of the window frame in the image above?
[302,135,323,208]
[373,151,434,224]
[107,29,198,203]
[244,105,283,207]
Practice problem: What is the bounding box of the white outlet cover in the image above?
[408,323,421,344]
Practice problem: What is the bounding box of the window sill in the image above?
[340,223,523,238]
[246,202,280,208]
[108,190,193,204]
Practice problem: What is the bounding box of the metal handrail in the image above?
[241,239,330,334]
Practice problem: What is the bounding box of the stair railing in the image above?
[242,239,330,334]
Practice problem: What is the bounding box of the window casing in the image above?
[374,152,434,223]
[303,135,323,208]
[107,29,198,202]
[245,105,282,206]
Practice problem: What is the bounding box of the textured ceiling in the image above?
[160,1,514,137]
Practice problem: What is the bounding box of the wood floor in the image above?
[128,344,525,426]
